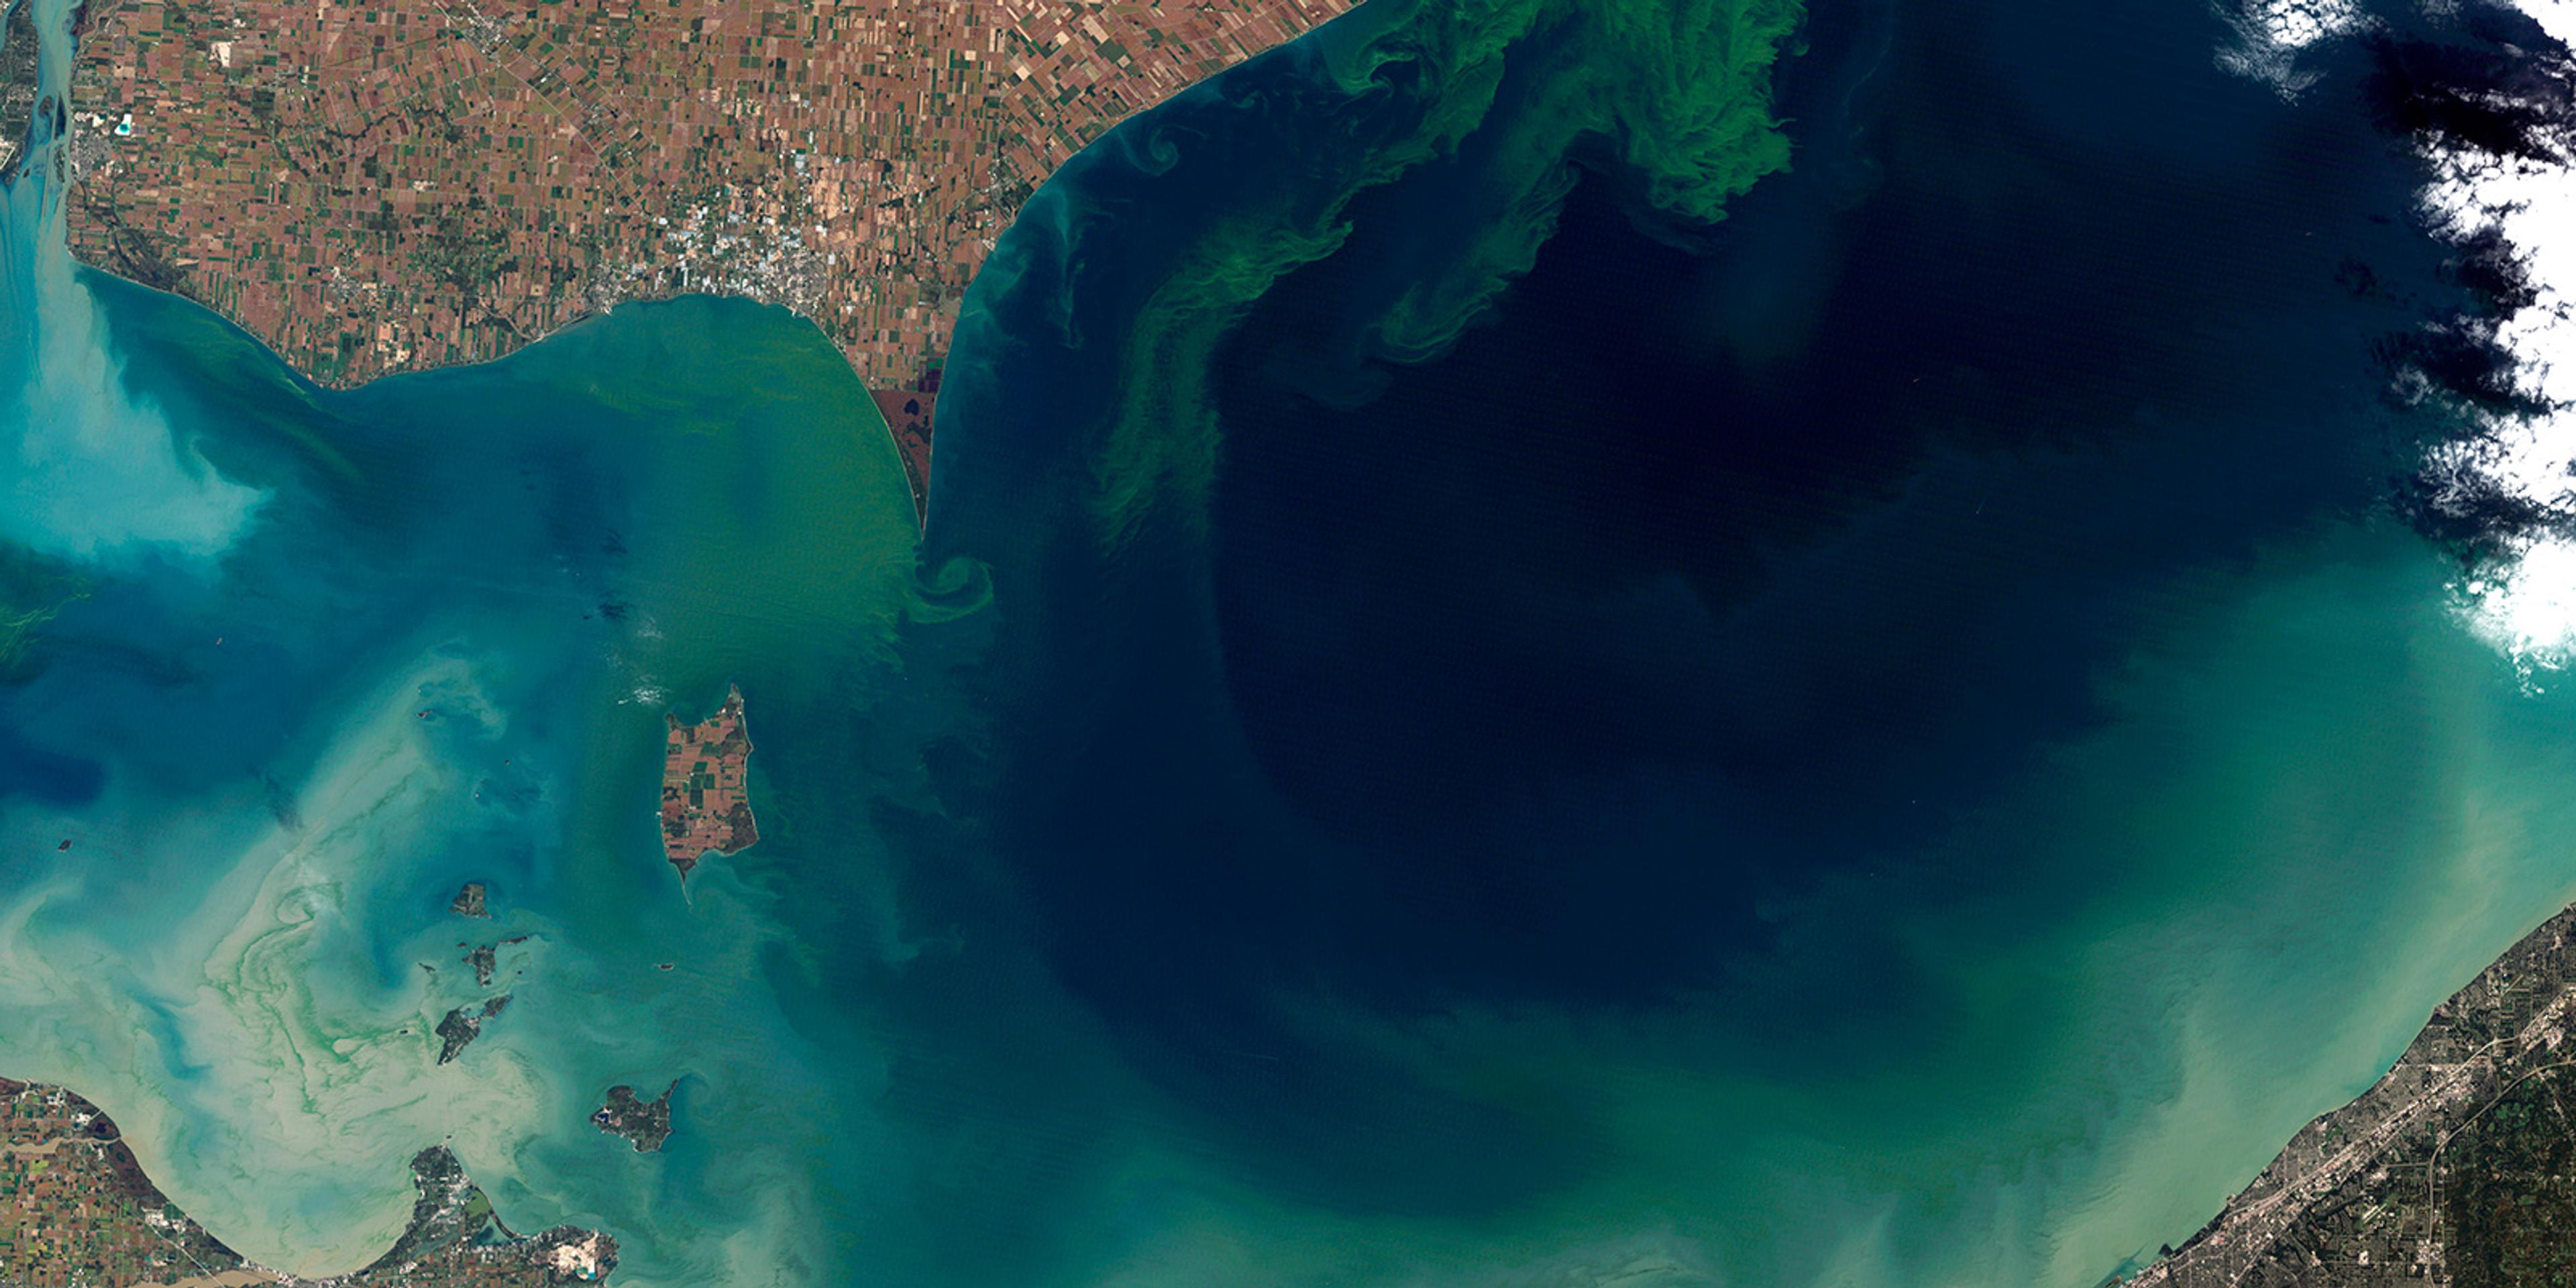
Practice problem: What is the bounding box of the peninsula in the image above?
[658,684,755,884]
[0,1077,616,1285]
[59,0,1352,513]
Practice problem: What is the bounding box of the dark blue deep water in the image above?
[11,0,2576,1283]
[901,0,2576,1281]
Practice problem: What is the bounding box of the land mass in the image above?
[58,0,1352,512]
[433,882,519,1063]
[435,994,511,1064]
[2124,901,2576,1288]
[0,0,37,183]
[658,684,754,884]
[0,1077,615,1285]
[590,1081,677,1153]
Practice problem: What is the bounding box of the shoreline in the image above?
[2121,898,2576,1287]
[0,1076,619,1286]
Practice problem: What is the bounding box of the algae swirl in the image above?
[1083,0,1804,547]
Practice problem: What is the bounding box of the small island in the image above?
[0,1077,616,1285]
[434,994,511,1065]
[592,1081,680,1154]
[658,685,758,883]
[449,880,490,918]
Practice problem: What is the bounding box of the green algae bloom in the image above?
[1090,0,1804,548]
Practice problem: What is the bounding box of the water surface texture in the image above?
[7,0,2576,1285]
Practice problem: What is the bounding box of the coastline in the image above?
[36,0,1370,529]
[2122,898,2576,1287]
[0,1077,617,1286]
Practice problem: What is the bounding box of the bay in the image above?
[5,0,2576,1284]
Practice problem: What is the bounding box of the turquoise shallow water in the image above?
[0,258,938,1283]
[6,0,2576,1283]
[1,41,940,1268]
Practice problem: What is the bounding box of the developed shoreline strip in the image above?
[2124,902,2576,1287]
[0,1078,617,1285]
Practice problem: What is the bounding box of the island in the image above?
[2125,902,2576,1287]
[434,994,511,1065]
[58,0,1353,514]
[0,1077,616,1285]
[590,1081,678,1154]
[449,881,489,918]
[658,684,756,885]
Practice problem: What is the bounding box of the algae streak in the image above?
[1087,0,1803,549]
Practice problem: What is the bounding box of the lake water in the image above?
[7,0,2576,1284]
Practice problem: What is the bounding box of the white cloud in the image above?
[2408,40,2576,678]
[2216,0,2371,99]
